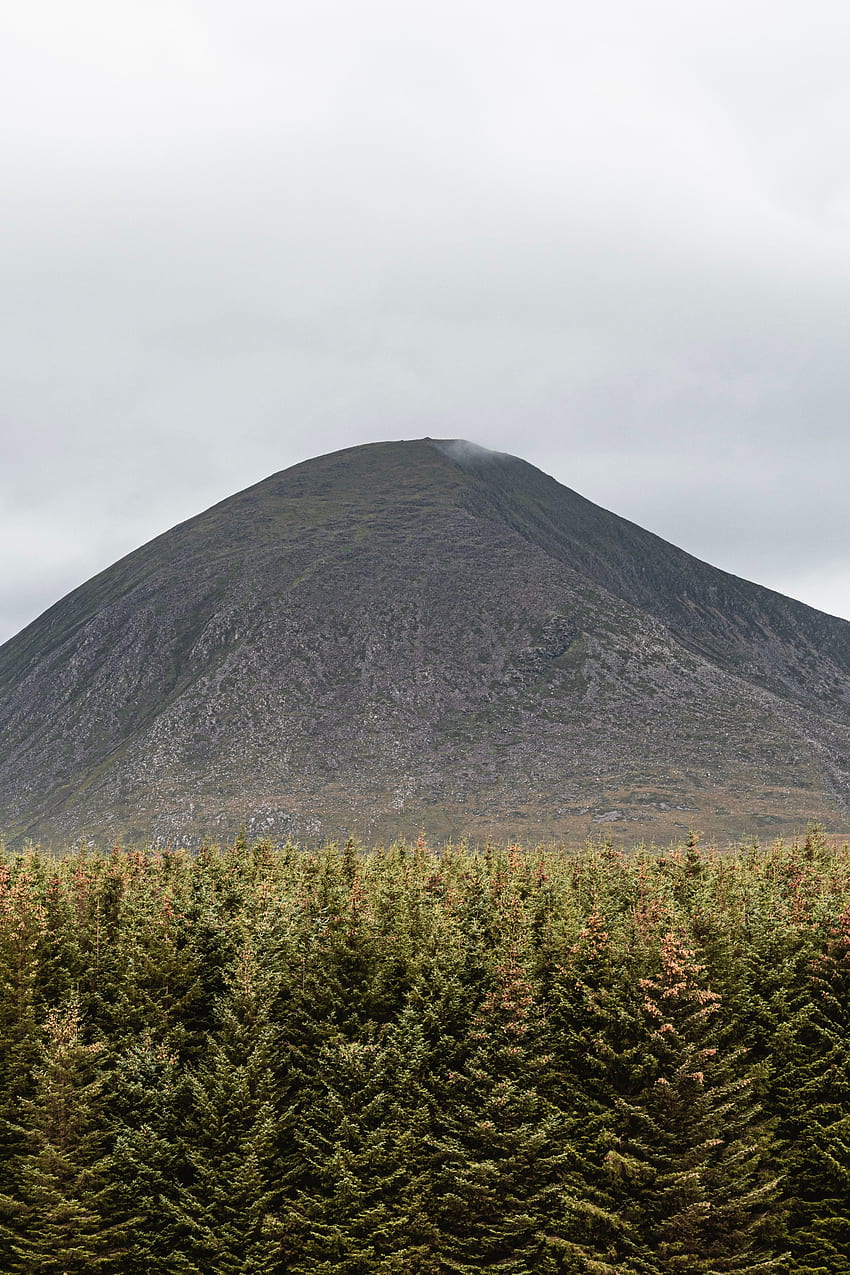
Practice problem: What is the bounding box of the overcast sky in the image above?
[3,0,850,643]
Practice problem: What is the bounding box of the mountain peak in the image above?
[2,440,849,848]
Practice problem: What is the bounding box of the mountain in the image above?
[2,438,850,848]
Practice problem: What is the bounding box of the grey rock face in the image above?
[2,438,850,847]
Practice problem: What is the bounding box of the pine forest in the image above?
[1,830,849,1273]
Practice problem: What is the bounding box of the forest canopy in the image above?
[0,830,848,1273]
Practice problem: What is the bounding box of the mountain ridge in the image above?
[2,438,849,847]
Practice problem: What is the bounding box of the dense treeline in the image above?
[0,829,848,1273]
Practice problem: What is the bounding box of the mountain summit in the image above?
[2,438,850,847]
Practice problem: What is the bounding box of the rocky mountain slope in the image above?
[2,438,850,847]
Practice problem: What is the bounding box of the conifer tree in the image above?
[108,1034,193,1274]
[545,908,657,1274]
[0,998,124,1274]
[274,1013,438,1274]
[105,867,208,1060]
[776,907,850,1273]
[0,858,45,1267]
[427,940,574,1274]
[626,931,783,1272]
[558,928,784,1273]
[164,936,282,1275]
[78,848,131,1035]
[272,866,467,1273]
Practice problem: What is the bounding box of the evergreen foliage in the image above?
[0,833,849,1271]
[0,998,123,1273]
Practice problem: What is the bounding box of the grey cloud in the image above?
[2,0,850,640]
